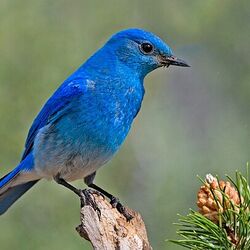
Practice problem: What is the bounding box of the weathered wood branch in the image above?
[76,191,152,250]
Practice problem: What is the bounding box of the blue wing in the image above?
[21,77,86,160]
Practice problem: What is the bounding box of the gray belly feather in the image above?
[33,124,112,181]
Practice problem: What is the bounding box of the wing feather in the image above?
[21,78,86,160]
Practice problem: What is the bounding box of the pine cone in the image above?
[197,174,241,223]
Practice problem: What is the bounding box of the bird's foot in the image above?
[110,196,133,221]
[79,189,101,218]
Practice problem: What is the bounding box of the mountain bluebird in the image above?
[0,28,189,219]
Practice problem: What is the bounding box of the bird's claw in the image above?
[79,189,101,218]
[110,196,133,221]
[110,196,120,208]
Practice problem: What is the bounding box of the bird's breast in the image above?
[61,73,145,155]
[80,83,144,152]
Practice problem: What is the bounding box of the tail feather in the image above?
[0,180,39,215]
[0,164,26,190]
[0,153,40,215]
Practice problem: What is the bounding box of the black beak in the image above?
[160,55,190,67]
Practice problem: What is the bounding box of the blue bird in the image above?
[0,28,189,219]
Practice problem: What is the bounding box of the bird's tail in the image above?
[0,153,40,215]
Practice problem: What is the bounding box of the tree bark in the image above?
[76,191,152,250]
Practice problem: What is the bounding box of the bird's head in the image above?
[106,28,189,78]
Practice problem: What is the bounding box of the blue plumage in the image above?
[0,28,189,215]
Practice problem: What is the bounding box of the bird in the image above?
[0,28,189,219]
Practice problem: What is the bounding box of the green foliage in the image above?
[170,211,232,249]
[168,169,250,249]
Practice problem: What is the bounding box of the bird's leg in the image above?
[84,172,133,221]
[54,174,82,196]
[54,174,100,214]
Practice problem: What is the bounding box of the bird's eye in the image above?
[140,43,154,54]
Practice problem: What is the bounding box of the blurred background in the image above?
[0,0,250,249]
